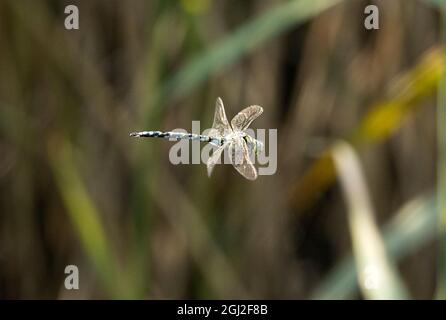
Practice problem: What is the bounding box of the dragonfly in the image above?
[130,97,264,180]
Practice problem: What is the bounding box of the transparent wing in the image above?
[230,105,263,131]
[207,143,228,177]
[229,138,258,180]
[209,97,232,138]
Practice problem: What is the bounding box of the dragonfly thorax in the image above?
[225,130,247,141]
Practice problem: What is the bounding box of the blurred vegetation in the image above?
[0,0,443,299]
[437,2,446,299]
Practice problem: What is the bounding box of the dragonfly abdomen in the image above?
[130,131,224,146]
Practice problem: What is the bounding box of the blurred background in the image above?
[0,0,445,299]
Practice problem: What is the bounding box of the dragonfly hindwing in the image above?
[230,105,263,131]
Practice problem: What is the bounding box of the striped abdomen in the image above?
[130,131,224,146]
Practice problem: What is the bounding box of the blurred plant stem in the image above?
[313,193,436,299]
[128,10,170,299]
[162,0,342,102]
[436,4,446,300]
[290,47,446,212]
[332,142,408,299]
[48,137,136,299]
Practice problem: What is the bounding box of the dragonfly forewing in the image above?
[209,97,232,138]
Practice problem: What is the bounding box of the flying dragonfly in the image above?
[130,97,264,180]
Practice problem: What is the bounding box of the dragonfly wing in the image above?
[230,105,263,131]
[209,97,232,138]
[207,143,228,177]
[229,139,258,180]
